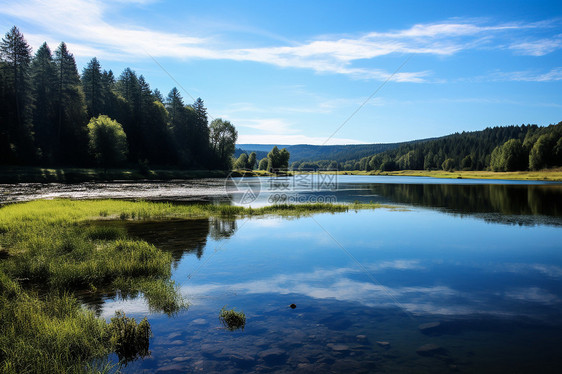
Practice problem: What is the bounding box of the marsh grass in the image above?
[219,306,246,331]
[0,198,384,372]
[107,311,151,363]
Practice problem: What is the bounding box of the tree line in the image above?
[233,146,290,171]
[289,123,562,172]
[0,26,237,170]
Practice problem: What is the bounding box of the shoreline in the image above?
[332,169,562,182]
[235,168,562,182]
[0,166,230,183]
[2,166,562,183]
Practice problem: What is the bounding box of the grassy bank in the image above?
[0,199,383,373]
[313,168,562,181]
[0,166,229,183]
[232,168,562,181]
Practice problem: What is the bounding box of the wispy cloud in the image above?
[490,67,562,82]
[509,35,562,56]
[236,133,366,146]
[2,0,559,82]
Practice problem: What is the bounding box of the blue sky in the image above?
[1,0,561,145]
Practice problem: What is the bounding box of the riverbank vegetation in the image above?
[0,26,237,171]
[330,168,562,181]
[0,199,383,372]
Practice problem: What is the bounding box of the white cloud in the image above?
[509,35,562,56]
[491,67,562,82]
[3,1,556,82]
[236,133,367,145]
[182,264,560,317]
[235,118,295,133]
[504,287,560,304]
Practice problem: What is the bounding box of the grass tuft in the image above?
[219,306,246,331]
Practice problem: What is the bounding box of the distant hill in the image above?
[234,148,268,160]
[236,140,430,163]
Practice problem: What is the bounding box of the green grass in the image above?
[0,198,385,372]
[219,306,246,331]
[315,168,562,181]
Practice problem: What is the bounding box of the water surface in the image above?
[2,176,561,372]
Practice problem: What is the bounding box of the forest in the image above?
[0,26,237,170]
[289,123,562,172]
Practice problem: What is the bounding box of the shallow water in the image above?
[100,208,562,373]
[2,176,562,372]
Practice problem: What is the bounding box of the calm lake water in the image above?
[3,176,562,372]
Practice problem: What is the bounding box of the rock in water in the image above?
[418,322,442,335]
[376,341,391,348]
[258,348,287,364]
[416,343,447,356]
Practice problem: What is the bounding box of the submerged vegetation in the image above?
[219,306,246,331]
[0,199,382,372]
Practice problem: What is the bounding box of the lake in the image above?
[3,175,562,373]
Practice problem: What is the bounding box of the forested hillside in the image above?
[352,123,562,172]
[237,140,423,164]
[0,26,237,170]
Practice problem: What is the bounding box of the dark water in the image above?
[2,176,561,372]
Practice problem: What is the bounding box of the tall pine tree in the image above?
[0,26,35,163]
[54,42,88,164]
[82,57,104,118]
[30,42,57,163]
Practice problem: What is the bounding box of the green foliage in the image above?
[210,118,238,169]
[30,42,57,164]
[490,139,527,171]
[233,152,249,169]
[219,306,246,331]
[441,158,456,171]
[54,42,89,164]
[1,26,237,170]
[0,26,35,164]
[258,158,268,170]
[0,282,111,373]
[247,152,257,170]
[346,123,562,172]
[107,311,151,363]
[529,133,559,170]
[266,146,290,170]
[87,115,128,167]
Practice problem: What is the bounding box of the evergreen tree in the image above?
[190,97,210,166]
[82,57,104,118]
[54,42,88,164]
[166,87,193,165]
[153,88,163,103]
[0,26,34,163]
[30,42,57,163]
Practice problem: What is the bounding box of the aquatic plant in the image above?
[107,311,151,363]
[219,306,246,331]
